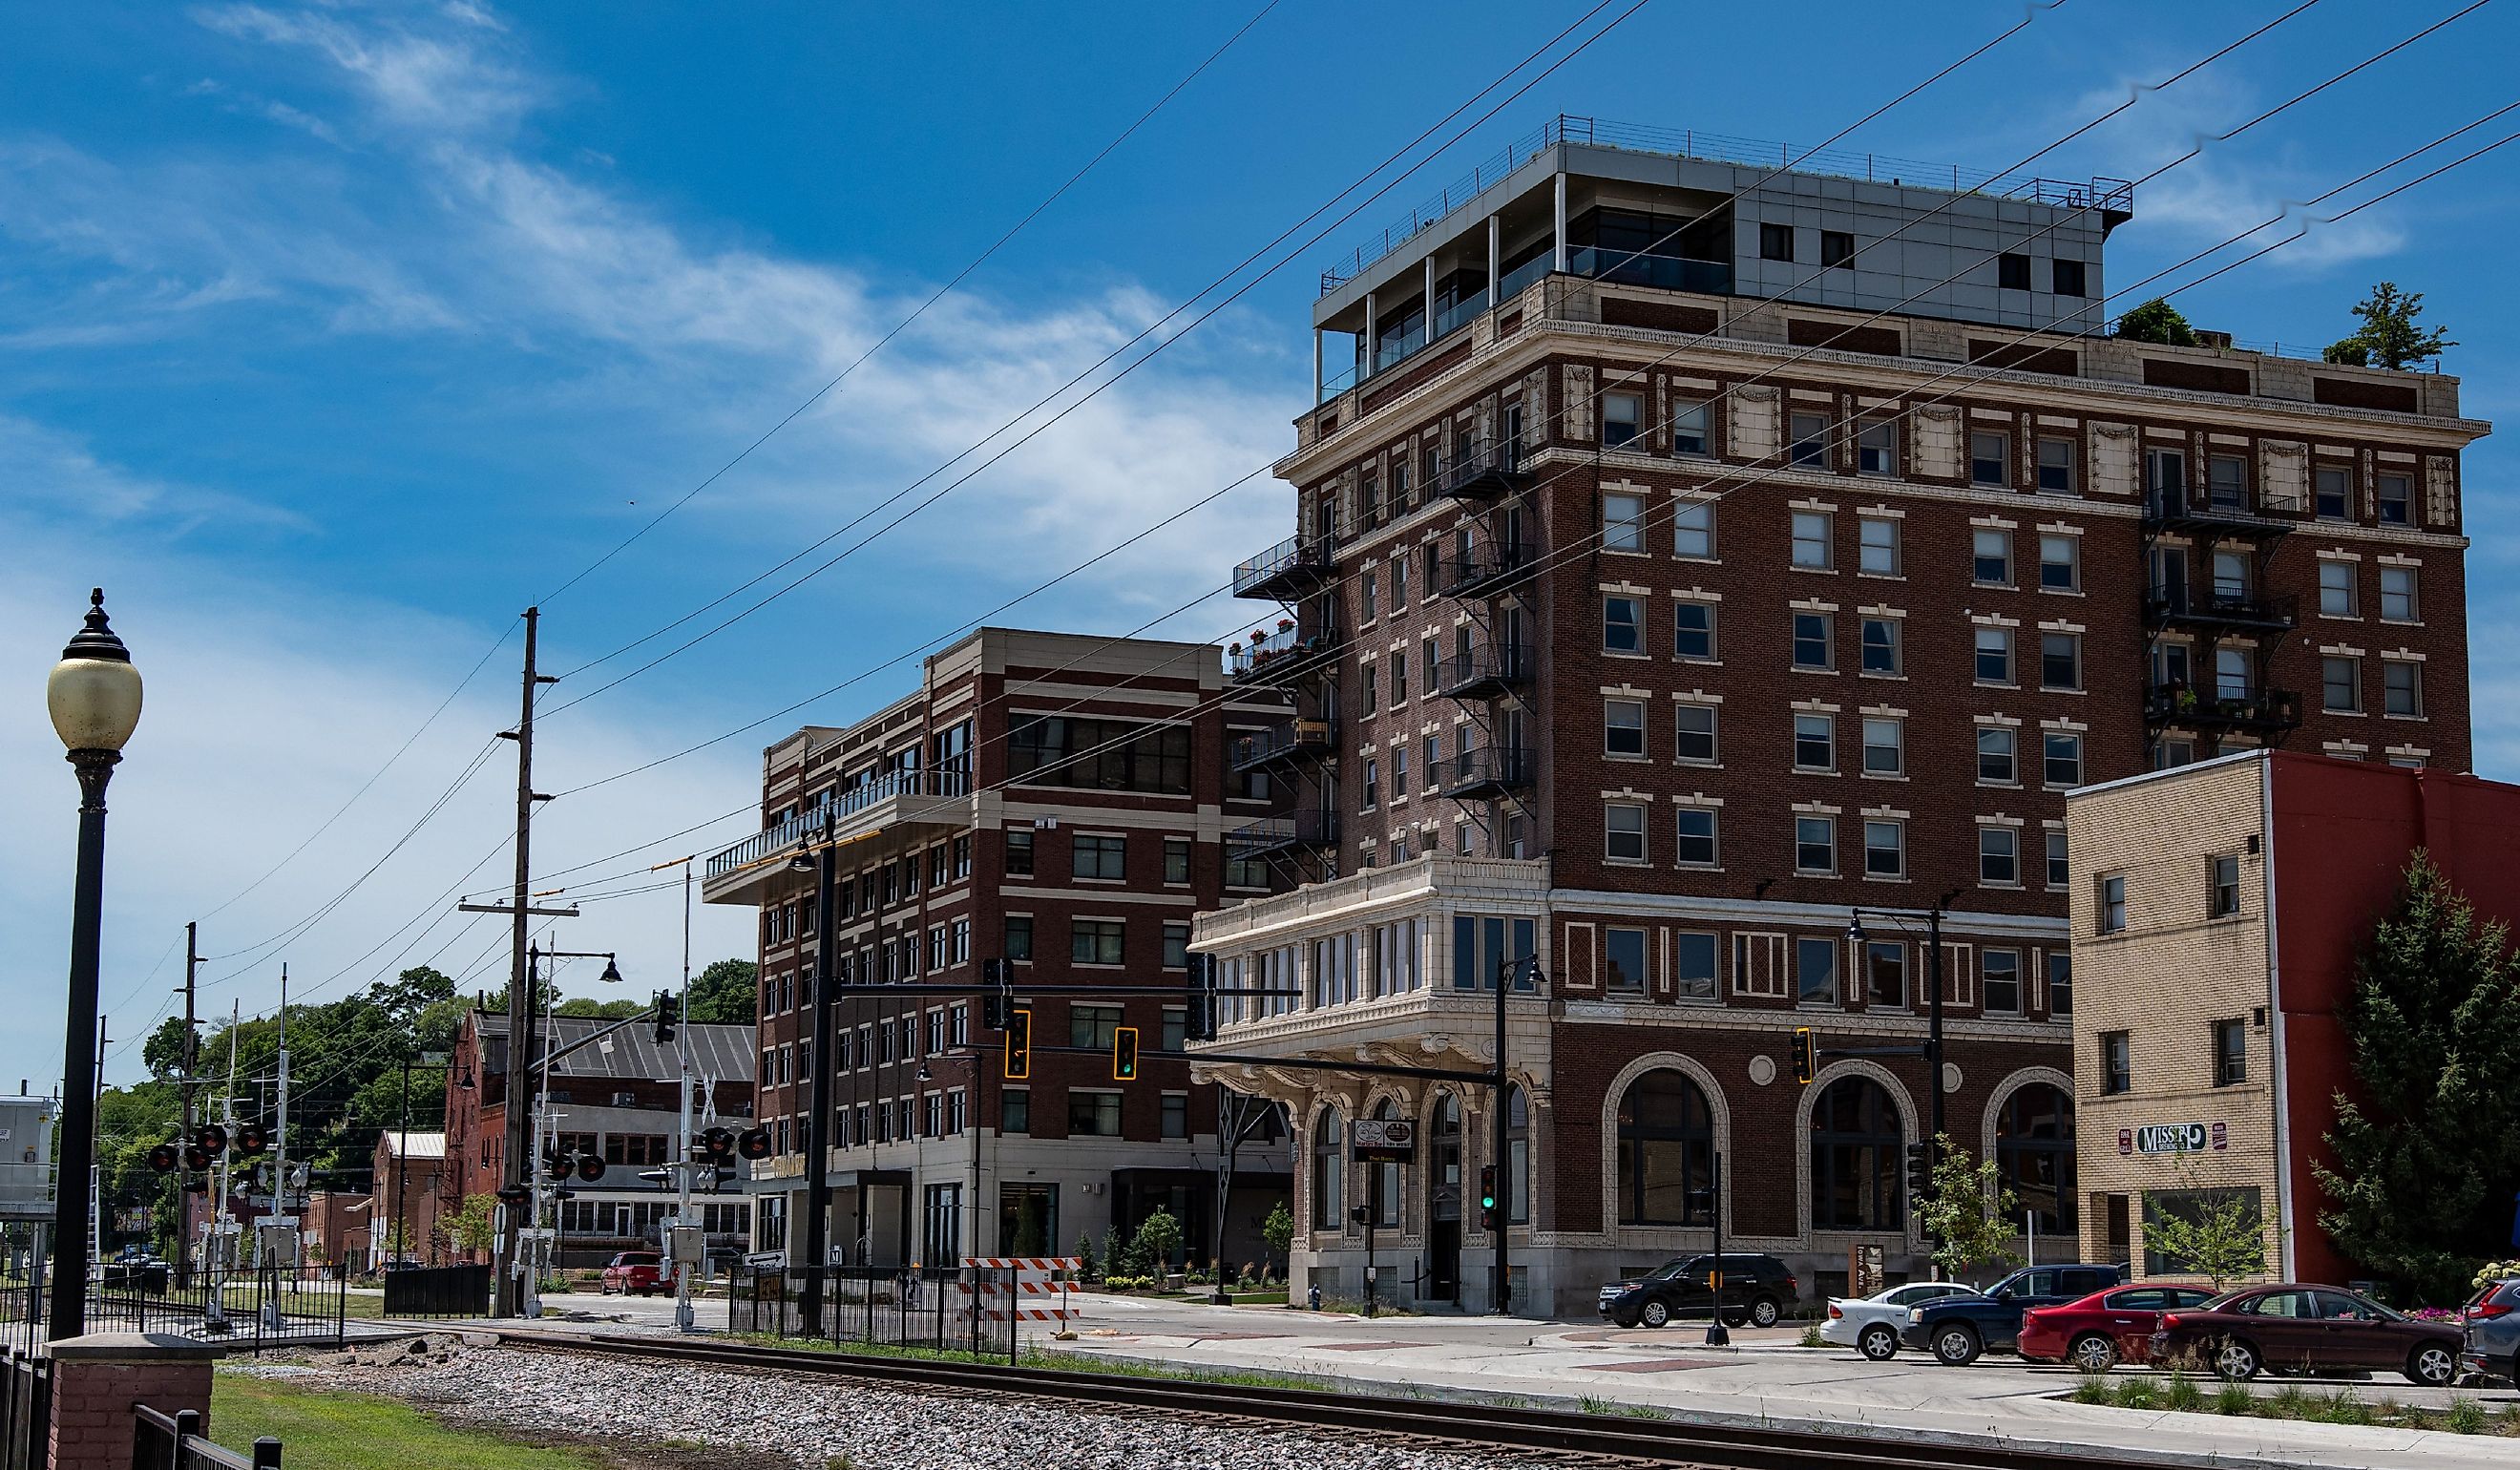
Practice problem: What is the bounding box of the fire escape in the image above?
[1228,532,1343,882]
[2141,453,2301,759]
[1432,436,1538,843]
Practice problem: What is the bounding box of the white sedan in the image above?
[1820,1282,1978,1360]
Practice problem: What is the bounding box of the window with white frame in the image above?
[1602,391,1643,449]
[1796,936,1838,1003]
[2319,560,2358,617]
[1606,802,1648,862]
[2043,731,2083,787]
[1603,492,1646,552]
[1970,431,2010,487]
[1858,515,1900,576]
[1604,596,1643,653]
[1673,600,1716,661]
[1863,819,1904,878]
[1791,511,1834,569]
[1791,413,1831,468]
[1606,699,1647,758]
[2041,632,2082,690]
[2039,534,2079,592]
[1978,726,2018,784]
[1793,712,1836,771]
[1861,716,1903,775]
[1983,950,2023,1015]
[2036,437,2075,494]
[2384,660,2424,717]
[1860,616,1900,675]
[1673,500,1715,558]
[1673,703,1717,764]
[1974,625,2014,683]
[2377,472,2413,526]
[1795,815,1837,874]
[1792,612,1833,671]
[2045,829,2069,887]
[1671,402,1712,456]
[1980,826,2021,885]
[2322,655,2362,712]
[1856,421,1896,475]
[2381,566,2419,621]
[1675,808,1718,867]
[1972,528,2011,584]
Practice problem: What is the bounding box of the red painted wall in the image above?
[2268,752,2520,1286]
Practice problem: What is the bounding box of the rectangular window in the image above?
[1795,815,1836,875]
[1391,649,1407,703]
[2208,454,2248,509]
[1605,927,1648,994]
[1759,221,1795,262]
[1070,1004,1123,1049]
[1980,825,2020,885]
[1998,252,2031,290]
[1856,421,1896,476]
[1603,491,1645,551]
[1164,921,1191,969]
[1163,836,1191,884]
[2047,829,2069,888]
[1606,802,1648,862]
[1972,527,2011,584]
[2041,632,2082,691]
[2039,535,2079,591]
[2213,1019,2248,1086]
[1671,403,1712,457]
[1674,703,1717,764]
[1604,596,1642,654]
[2377,472,2412,526]
[1423,733,1440,792]
[1005,914,1034,961]
[1067,1092,1122,1138]
[2101,1032,2132,1095]
[1859,616,1900,675]
[1071,919,1124,966]
[1984,950,2023,1015]
[1792,612,1833,671]
[2051,257,2087,296]
[1159,1093,1189,1140]
[2322,655,2361,712]
[1605,699,1647,758]
[2319,560,2358,617]
[1602,392,1642,450]
[1790,413,1831,470]
[2211,853,2241,918]
[2381,566,2419,621]
[1672,600,1716,661]
[1360,664,1377,717]
[2098,873,2128,934]
[2047,952,2072,1018]
[1675,808,1718,868]
[1858,515,1900,576]
[1865,942,1906,1008]
[1074,833,1126,881]
[1005,828,1035,876]
[1791,510,1834,568]
[1970,432,2010,488]
[2384,661,2424,717]
[1796,935,1838,1004]
[1821,229,1856,268]
[1001,1089,1030,1134]
[1863,819,1904,878]
[1977,725,2017,784]
[1392,746,1408,793]
[2043,732,2083,787]
[1673,499,1714,557]
[1675,934,1717,999]
[1358,571,1376,621]
[1009,716,1192,794]
[2036,437,2076,494]
[1861,716,1902,775]
[1793,712,1835,771]
[2316,465,2352,520]
[1360,757,1378,810]
[1974,626,2013,684]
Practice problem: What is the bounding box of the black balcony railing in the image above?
[1436,644,1534,700]
[2143,492,2297,538]
[2144,589,2299,632]
[1229,718,1338,774]
[1440,746,1534,799]
[1226,810,1340,857]
[1232,535,1337,600]
[1565,245,1732,295]
[2145,684,2301,732]
[1439,542,1538,598]
[1432,442,1529,500]
[706,768,974,880]
[1228,622,1344,686]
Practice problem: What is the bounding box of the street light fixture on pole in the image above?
[46,589,143,1342]
[1846,892,1962,1274]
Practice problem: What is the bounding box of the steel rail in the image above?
[494,1329,2157,1470]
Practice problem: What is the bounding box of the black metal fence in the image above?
[133,1404,278,1470]
[381,1265,491,1319]
[0,1270,346,1355]
[729,1266,1018,1360]
[1,1349,46,1470]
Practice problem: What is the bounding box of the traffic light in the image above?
[653,990,680,1044]
[1184,955,1217,1043]
[982,991,1011,1032]
[1349,1205,1369,1227]
[1478,1166,1501,1232]
[1904,1142,1934,1201]
[1790,1027,1817,1085]
[146,1143,179,1173]
[1002,1008,1032,1081]
[735,1126,773,1161]
[1112,1026,1139,1082]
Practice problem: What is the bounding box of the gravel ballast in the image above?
[243,1339,1558,1470]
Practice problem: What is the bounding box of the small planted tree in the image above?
[2114,298,2199,347]
[1102,1224,1126,1281]
[2322,282,2456,370]
[1130,1208,1185,1278]
[1914,1133,2021,1280]
[1073,1230,1099,1283]
[2144,1189,2266,1291]
[1260,1200,1295,1284]
[440,1193,497,1259]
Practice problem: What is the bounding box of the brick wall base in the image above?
[45,1333,221,1470]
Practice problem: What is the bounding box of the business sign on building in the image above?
[1350,1118,1417,1164]
[2130,1123,2217,1155]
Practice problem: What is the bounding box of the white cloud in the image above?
[0,414,312,537]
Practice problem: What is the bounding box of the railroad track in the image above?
[496,1329,2154,1470]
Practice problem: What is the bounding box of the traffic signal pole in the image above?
[1491,955,1513,1316]
[799,810,839,1337]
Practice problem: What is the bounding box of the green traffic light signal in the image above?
[1112,1026,1140,1082]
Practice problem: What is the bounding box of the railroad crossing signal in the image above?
[1112,1026,1139,1082]
[1790,1028,1817,1085]
[1003,1008,1033,1080]
[1904,1142,1934,1200]
[1478,1165,1501,1232]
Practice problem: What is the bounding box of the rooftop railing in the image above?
[704,768,974,880]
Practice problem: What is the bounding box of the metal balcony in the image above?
[2143,590,2299,634]
[1229,718,1339,775]
[1432,443,1530,501]
[2145,685,2302,735]
[1226,809,1341,859]
[1232,535,1337,601]
[1438,542,1538,599]
[702,769,976,905]
[1228,622,1344,688]
[1439,746,1534,800]
[1435,644,1533,700]
[2142,493,2297,540]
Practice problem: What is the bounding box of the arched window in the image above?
[1995,1082,2077,1235]
[1615,1070,1713,1226]
[1311,1106,1345,1229]
[1429,1093,1462,1225]
[1504,1086,1530,1225]
[1370,1099,1402,1228]
[1810,1076,1904,1230]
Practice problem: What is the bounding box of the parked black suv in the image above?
[1900,1263,2125,1364]
[1599,1253,1799,1329]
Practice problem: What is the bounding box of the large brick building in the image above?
[702,629,1293,1270]
[1188,117,2487,1314]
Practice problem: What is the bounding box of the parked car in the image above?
[2016,1284,2218,1372]
[1820,1282,1975,1360]
[600,1250,672,1296]
[2462,1277,2520,1388]
[1598,1253,1799,1329]
[1900,1264,2126,1365]
[2150,1284,2461,1385]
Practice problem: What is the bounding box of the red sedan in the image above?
[2019,1284,2219,1372]
[600,1250,672,1296]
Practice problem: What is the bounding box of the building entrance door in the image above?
[1427,1094,1462,1302]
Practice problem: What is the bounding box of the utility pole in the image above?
[649,853,701,1334]
[486,607,558,1316]
[177,924,200,1286]
[800,808,839,1335]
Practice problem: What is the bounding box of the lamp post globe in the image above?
[48,588,140,1343]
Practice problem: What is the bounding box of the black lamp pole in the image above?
[1849,894,1960,1272]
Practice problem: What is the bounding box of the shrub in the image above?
[2112,1376,2158,1411]
[2069,1376,2112,1405]
[1796,1325,1823,1348]
[2446,1396,2488,1435]
[2320,1390,2371,1427]
[2214,1381,2256,1417]
[2269,1384,2314,1419]
[2163,1375,2204,1414]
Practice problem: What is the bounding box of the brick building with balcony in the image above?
[703,628,1294,1271]
[1190,116,2488,1315]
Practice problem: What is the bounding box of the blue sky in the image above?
[7,0,2520,1093]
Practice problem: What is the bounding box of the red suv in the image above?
[600,1251,672,1296]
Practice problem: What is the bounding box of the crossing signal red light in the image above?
[195,1124,228,1157]
[700,1127,736,1160]
[1791,1028,1817,1086]
[235,1124,269,1157]
[494,1185,531,1207]
[735,1126,773,1161]
[1003,1008,1032,1081]
[1112,1026,1139,1082]
[181,1144,213,1172]
[146,1144,179,1173]
[577,1154,605,1183]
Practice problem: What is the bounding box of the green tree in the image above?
[685,958,760,1024]
[1913,1133,2021,1279]
[555,998,644,1019]
[1073,1229,1100,1282]
[1129,1208,1185,1274]
[1260,1200,1295,1282]
[2113,298,2199,347]
[440,1193,498,1257]
[2316,856,2520,1304]
[2322,282,2455,370]
[2144,1188,2267,1291]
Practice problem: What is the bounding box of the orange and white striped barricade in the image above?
[960,1256,1081,1336]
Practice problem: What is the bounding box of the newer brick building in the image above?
[1188,116,2487,1314]
[703,629,1293,1270]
